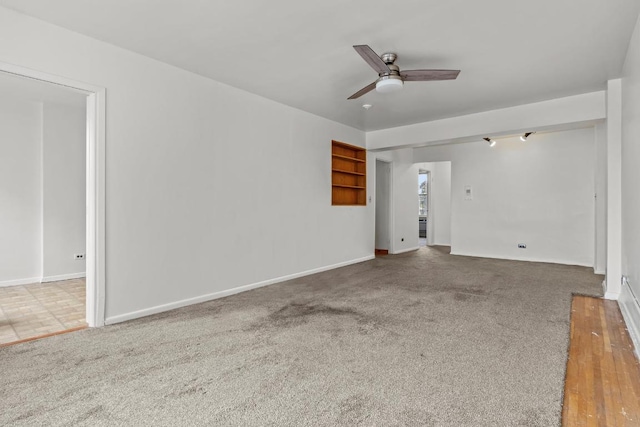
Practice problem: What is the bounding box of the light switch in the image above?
[464,185,473,200]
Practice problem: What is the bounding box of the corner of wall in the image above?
[619,278,640,357]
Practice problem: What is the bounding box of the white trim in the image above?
[105,255,375,325]
[594,269,605,275]
[389,162,395,254]
[85,90,107,327]
[38,102,45,284]
[0,61,107,328]
[0,277,42,288]
[619,280,640,358]
[391,246,420,255]
[41,272,86,283]
[605,80,622,297]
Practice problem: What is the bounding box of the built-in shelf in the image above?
[332,154,366,163]
[332,169,366,176]
[331,140,366,206]
[332,184,366,189]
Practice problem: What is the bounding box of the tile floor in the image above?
[0,278,86,345]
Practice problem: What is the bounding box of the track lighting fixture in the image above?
[520,132,534,142]
[484,137,497,147]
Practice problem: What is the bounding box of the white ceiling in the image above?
[1,0,638,131]
[0,71,86,107]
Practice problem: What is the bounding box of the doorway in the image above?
[0,62,106,342]
[375,159,392,255]
[415,161,452,248]
[418,170,430,247]
[0,74,87,344]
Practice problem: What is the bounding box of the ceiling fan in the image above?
[348,45,460,99]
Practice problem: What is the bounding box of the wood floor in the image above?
[563,295,640,426]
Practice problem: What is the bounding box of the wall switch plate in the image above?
[74,254,85,260]
[518,244,526,249]
[464,185,473,200]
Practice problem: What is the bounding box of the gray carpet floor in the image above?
[0,247,602,426]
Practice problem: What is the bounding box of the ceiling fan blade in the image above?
[401,69,460,81]
[348,81,377,100]
[353,45,390,74]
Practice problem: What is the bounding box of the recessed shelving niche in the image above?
[331,140,366,206]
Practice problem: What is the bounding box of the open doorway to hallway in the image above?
[416,161,452,249]
[0,71,89,345]
[418,170,429,247]
[375,159,392,256]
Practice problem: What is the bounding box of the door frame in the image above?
[375,158,394,253]
[0,61,106,327]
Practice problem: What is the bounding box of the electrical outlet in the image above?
[74,254,85,260]
[518,244,526,249]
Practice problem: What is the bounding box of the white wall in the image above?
[606,80,623,297]
[414,128,596,266]
[417,162,451,246]
[620,13,640,353]
[0,7,371,322]
[594,123,607,275]
[42,103,86,280]
[0,99,42,285]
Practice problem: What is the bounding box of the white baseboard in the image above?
[0,277,41,288]
[619,279,640,358]
[594,269,605,275]
[0,272,87,288]
[391,246,420,255]
[105,255,375,325]
[41,272,86,283]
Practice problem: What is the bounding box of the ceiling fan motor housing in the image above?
[381,52,397,64]
[376,57,403,92]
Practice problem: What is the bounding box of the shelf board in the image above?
[332,154,365,163]
[332,184,365,189]
[332,169,366,176]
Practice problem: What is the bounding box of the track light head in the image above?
[484,137,496,147]
[520,132,534,142]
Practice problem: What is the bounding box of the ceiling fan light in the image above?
[376,78,403,93]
